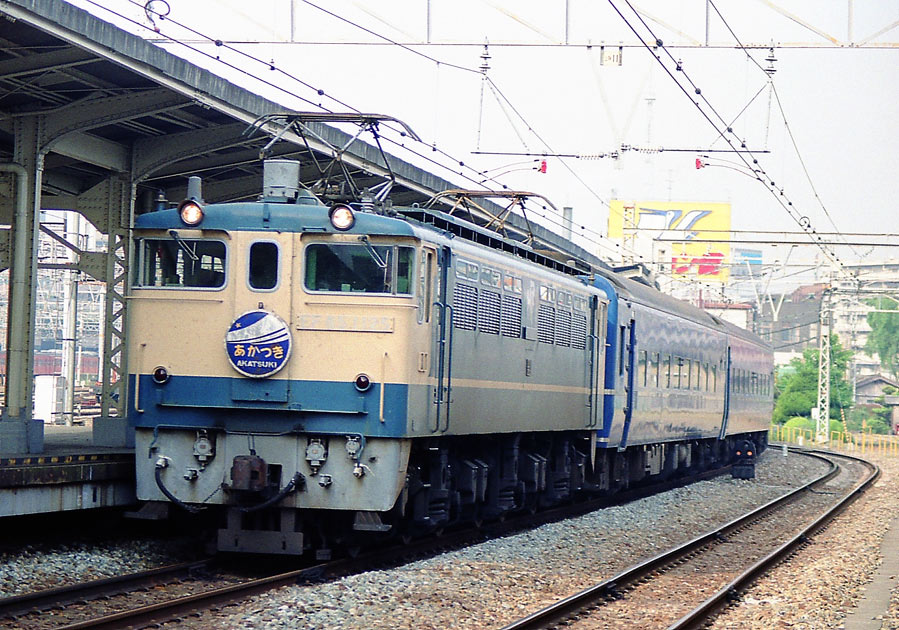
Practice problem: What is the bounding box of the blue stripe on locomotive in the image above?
[129,374,408,437]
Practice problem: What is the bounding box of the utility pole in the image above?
[815,289,831,443]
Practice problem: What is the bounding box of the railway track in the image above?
[0,556,355,630]
[499,448,879,630]
[0,462,736,630]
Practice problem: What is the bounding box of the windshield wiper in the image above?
[168,229,199,261]
[357,235,387,269]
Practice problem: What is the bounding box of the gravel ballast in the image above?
[188,448,871,630]
[0,538,202,599]
[5,448,899,630]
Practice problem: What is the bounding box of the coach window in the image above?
[651,352,660,387]
[711,364,717,392]
[664,354,672,388]
[134,237,226,289]
[248,241,279,290]
[672,356,682,389]
[638,351,648,387]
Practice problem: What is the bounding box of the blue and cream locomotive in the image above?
[129,159,772,555]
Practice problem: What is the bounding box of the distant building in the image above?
[748,260,899,405]
[855,374,898,405]
[756,283,826,366]
[702,301,756,332]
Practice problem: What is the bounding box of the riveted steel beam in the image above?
[50,133,130,173]
[132,122,252,183]
[42,88,189,146]
[0,46,95,80]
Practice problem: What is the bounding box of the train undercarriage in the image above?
[213,430,768,557]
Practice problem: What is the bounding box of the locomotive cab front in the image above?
[129,161,437,554]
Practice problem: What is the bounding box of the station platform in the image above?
[0,422,136,518]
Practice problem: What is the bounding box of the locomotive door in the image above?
[228,234,293,403]
[431,245,453,433]
[416,245,442,433]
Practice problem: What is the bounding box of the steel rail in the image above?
[49,557,360,630]
[0,559,214,619]
[12,464,736,630]
[668,450,880,630]
[498,448,840,630]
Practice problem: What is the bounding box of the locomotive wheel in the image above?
[346,545,362,558]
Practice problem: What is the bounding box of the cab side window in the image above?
[249,242,279,290]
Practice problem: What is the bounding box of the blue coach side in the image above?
[591,271,770,451]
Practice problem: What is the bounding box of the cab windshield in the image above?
[305,242,413,294]
[133,236,226,289]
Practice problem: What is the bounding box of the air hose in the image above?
[154,461,204,514]
[239,472,306,513]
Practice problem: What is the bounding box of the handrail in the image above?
[441,304,455,433]
[433,301,447,433]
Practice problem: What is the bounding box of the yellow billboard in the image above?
[608,200,731,283]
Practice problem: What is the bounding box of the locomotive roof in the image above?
[135,197,606,278]
[134,201,415,237]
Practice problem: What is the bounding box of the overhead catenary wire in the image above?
[113,0,643,264]
[608,0,853,281]
[93,1,859,289]
[617,0,846,269]
[774,336,819,350]
[92,0,603,249]
[705,0,860,258]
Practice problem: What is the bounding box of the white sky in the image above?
[70,0,899,292]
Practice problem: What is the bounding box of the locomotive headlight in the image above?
[329,204,355,231]
[178,198,205,226]
[354,373,372,392]
[152,366,171,384]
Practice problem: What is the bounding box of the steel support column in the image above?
[92,176,133,447]
[0,117,44,453]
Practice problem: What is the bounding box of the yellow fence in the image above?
[769,424,899,457]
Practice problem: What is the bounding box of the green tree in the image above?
[773,335,853,424]
[866,298,899,380]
